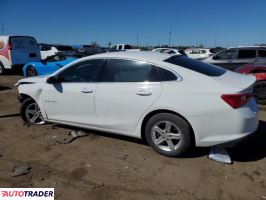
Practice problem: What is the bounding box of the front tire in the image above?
[254,81,266,105]
[145,113,191,157]
[20,98,45,125]
[26,66,38,77]
[0,62,5,75]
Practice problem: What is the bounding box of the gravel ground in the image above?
[0,75,266,200]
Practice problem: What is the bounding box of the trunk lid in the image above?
[214,70,256,90]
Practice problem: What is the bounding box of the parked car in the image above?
[152,48,187,56]
[82,46,108,57]
[0,35,41,75]
[203,46,266,71]
[16,51,258,157]
[23,54,77,77]
[39,44,76,59]
[184,48,212,60]
[111,44,141,51]
[235,63,266,104]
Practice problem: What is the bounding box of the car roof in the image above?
[86,51,177,63]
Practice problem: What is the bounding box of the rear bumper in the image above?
[189,98,259,147]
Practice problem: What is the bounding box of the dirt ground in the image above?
[0,75,266,200]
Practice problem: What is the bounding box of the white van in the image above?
[0,35,41,74]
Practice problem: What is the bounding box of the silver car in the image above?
[203,46,266,71]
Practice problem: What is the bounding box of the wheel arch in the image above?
[140,109,196,147]
[18,93,35,103]
[25,64,38,77]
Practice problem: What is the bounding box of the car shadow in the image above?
[229,120,266,162]
[0,85,12,91]
[53,120,266,161]
[55,124,208,158]
[0,113,20,119]
[55,124,145,145]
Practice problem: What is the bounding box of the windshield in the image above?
[164,56,226,76]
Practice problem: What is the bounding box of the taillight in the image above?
[221,93,251,109]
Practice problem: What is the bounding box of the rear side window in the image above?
[155,66,177,81]
[102,59,159,82]
[258,50,266,57]
[164,56,226,76]
[238,50,256,58]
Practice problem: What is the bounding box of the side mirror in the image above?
[47,76,60,84]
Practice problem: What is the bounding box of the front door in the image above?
[41,59,105,126]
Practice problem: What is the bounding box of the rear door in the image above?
[95,59,162,134]
[9,36,41,65]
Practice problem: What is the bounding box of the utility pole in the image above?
[136,32,139,46]
[168,26,171,47]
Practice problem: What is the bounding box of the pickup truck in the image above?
[110,44,141,51]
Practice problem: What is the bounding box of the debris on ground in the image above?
[208,146,232,164]
[121,155,128,161]
[11,164,31,177]
[47,131,89,145]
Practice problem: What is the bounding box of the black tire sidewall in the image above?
[0,62,5,75]
[145,113,191,157]
[26,66,38,77]
[20,98,36,124]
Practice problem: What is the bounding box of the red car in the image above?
[235,64,266,105]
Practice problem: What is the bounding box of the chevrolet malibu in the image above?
[16,52,259,157]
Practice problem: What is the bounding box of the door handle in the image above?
[136,89,152,96]
[80,88,93,93]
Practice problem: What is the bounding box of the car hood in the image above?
[15,75,49,86]
[214,70,256,90]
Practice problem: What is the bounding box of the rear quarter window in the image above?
[164,55,226,76]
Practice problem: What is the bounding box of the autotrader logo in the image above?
[0,188,54,200]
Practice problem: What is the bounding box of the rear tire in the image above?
[145,113,191,157]
[20,98,45,125]
[26,66,38,77]
[0,62,5,75]
[254,81,266,105]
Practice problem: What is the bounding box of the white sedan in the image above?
[16,51,258,157]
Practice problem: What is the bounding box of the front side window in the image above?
[58,59,104,82]
[102,59,159,82]
[215,50,238,60]
[237,50,256,59]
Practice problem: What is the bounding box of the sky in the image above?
[0,0,266,47]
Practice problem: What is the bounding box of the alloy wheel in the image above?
[151,121,182,152]
[25,102,45,124]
